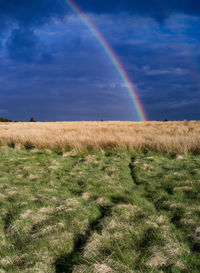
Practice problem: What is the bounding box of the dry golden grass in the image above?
[0,121,200,153]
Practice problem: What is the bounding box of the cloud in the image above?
[0,0,67,62]
[75,0,200,21]
[169,98,198,109]
[0,1,200,31]
[0,5,199,121]
[6,28,38,63]
[143,66,189,76]
[0,0,66,28]
[0,108,8,114]
[6,27,53,63]
[1,1,200,62]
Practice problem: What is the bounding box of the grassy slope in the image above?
[0,148,199,273]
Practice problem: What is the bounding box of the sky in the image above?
[0,0,200,121]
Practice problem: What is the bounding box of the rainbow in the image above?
[64,0,147,121]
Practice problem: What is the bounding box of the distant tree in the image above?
[163,118,168,122]
[100,119,104,122]
[29,117,36,122]
[0,117,12,122]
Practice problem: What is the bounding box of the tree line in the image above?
[0,117,36,122]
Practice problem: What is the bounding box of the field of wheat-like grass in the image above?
[0,121,200,153]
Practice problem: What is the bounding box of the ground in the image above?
[0,147,199,272]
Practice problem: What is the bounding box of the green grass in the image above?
[0,147,199,272]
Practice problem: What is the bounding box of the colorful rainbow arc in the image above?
[64,0,147,121]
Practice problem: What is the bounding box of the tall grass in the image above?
[0,121,200,153]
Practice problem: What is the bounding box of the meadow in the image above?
[0,121,200,153]
[0,122,200,273]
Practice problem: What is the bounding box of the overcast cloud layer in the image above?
[0,0,199,121]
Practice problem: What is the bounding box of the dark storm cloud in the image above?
[0,0,200,29]
[0,0,67,62]
[76,0,200,20]
[0,0,66,28]
[1,0,200,62]
[6,27,53,63]
[0,1,199,121]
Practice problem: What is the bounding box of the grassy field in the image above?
[0,121,200,154]
[0,145,199,272]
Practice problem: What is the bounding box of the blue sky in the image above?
[0,0,200,121]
